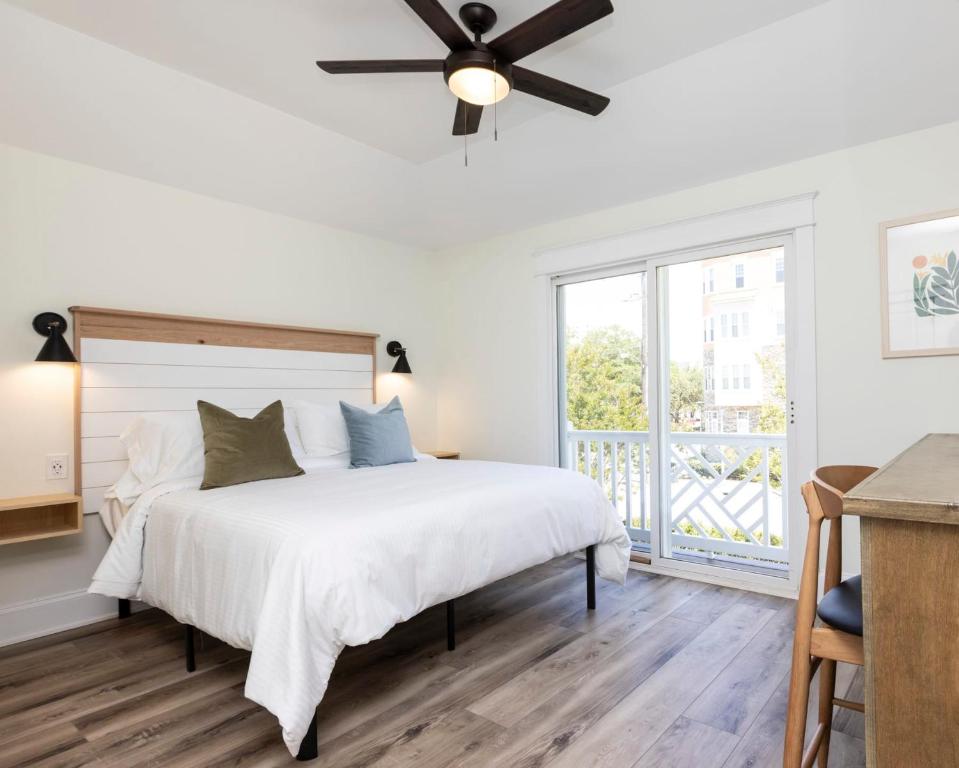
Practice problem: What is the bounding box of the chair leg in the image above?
[817,658,837,767]
[784,647,813,768]
[118,599,131,619]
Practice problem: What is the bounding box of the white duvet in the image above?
[89,459,630,755]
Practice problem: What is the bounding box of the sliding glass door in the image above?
[654,245,789,576]
[556,238,795,583]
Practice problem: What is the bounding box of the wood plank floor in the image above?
[0,556,866,767]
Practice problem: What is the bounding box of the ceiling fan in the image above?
[316,0,613,137]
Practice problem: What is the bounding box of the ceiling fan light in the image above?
[448,66,510,106]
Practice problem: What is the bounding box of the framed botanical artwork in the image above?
[880,208,959,358]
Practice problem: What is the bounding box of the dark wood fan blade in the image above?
[489,0,613,62]
[512,66,610,115]
[452,100,483,135]
[404,0,472,50]
[316,59,445,74]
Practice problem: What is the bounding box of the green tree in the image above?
[565,326,648,431]
[744,342,788,487]
[668,362,704,431]
[756,343,786,434]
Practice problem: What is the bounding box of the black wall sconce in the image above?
[386,340,412,374]
[33,312,78,363]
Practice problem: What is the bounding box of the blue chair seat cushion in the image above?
[816,575,863,636]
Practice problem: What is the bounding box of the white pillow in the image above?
[294,400,387,457]
[111,401,303,499]
[120,411,205,495]
[294,401,352,457]
[280,404,306,458]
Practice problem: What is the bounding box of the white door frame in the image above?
[539,194,818,597]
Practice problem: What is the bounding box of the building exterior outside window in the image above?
[701,247,785,433]
[703,267,715,293]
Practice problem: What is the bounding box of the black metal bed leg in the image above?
[446,599,456,651]
[184,625,196,673]
[586,545,596,611]
[118,598,131,619]
[296,711,319,761]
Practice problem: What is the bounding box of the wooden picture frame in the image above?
[880,208,959,358]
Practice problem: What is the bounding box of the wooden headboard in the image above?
[70,307,378,514]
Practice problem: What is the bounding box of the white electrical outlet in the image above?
[46,454,69,480]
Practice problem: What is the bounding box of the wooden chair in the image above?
[784,465,876,768]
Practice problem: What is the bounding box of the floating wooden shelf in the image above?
[0,493,83,545]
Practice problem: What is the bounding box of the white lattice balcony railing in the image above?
[565,430,787,567]
[565,430,651,545]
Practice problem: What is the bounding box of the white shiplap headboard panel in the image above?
[71,307,377,514]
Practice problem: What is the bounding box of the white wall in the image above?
[4,118,959,643]
[0,143,438,644]
[433,119,959,577]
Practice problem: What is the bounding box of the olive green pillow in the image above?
[197,400,304,490]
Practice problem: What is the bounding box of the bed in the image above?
[74,307,631,760]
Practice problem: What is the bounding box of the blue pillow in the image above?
[339,396,415,468]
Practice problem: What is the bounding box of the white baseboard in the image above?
[0,589,133,648]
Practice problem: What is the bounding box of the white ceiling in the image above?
[1,0,831,164]
[2,0,958,249]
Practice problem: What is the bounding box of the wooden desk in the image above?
[844,433,959,767]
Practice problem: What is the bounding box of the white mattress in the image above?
[89,458,630,755]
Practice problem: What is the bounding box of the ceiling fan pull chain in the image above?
[464,108,469,167]
[493,60,499,142]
